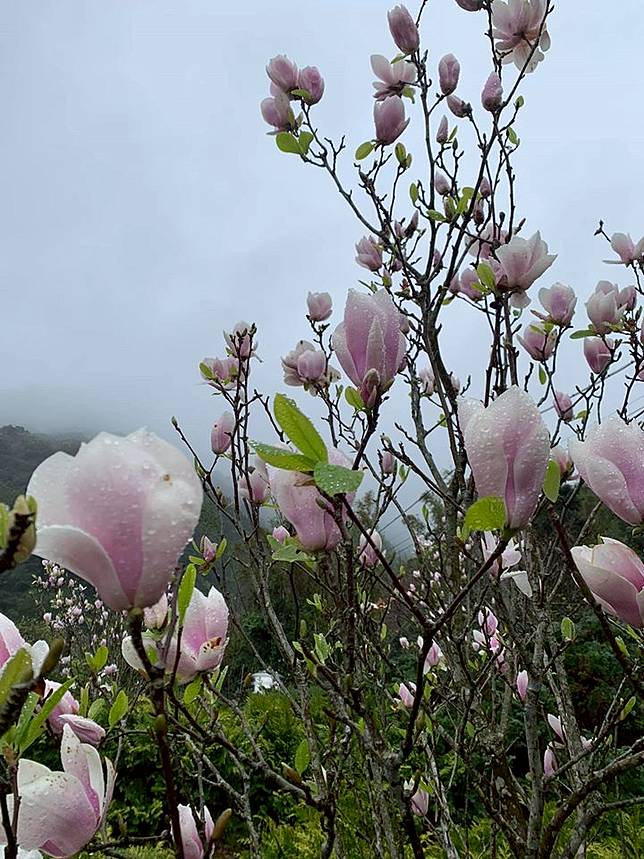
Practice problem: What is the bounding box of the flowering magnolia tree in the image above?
[0,1,643,857]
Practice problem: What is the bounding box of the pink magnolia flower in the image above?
[307,291,333,322]
[355,236,382,272]
[492,0,551,72]
[224,321,256,359]
[297,66,325,104]
[451,268,484,301]
[358,530,383,567]
[266,55,299,94]
[481,72,503,111]
[482,532,521,575]
[0,614,46,672]
[438,54,460,95]
[547,713,565,742]
[583,336,614,374]
[238,458,270,504]
[27,431,202,611]
[374,96,409,145]
[260,93,292,131]
[282,341,337,391]
[537,283,577,326]
[517,324,556,361]
[404,781,429,816]
[387,5,420,54]
[174,804,214,859]
[455,0,483,9]
[200,536,217,563]
[543,743,557,776]
[0,724,115,858]
[370,54,416,101]
[397,682,416,708]
[379,449,396,475]
[272,525,290,544]
[332,290,407,407]
[268,449,355,551]
[586,281,624,332]
[460,386,550,530]
[569,416,644,525]
[606,232,644,265]
[168,586,229,683]
[211,412,235,455]
[550,445,574,480]
[516,669,528,701]
[419,366,435,396]
[143,592,169,628]
[423,640,444,672]
[495,232,556,307]
[200,356,239,389]
[553,391,573,422]
[571,538,644,628]
[43,681,105,747]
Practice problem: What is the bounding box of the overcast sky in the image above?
[1,0,643,476]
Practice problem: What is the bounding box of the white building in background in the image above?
[251,670,277,693]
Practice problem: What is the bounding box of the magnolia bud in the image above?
[583,336,613,374]
[307,291,333,321]
[374,95,409,145]
[272,525,290,544]
[479,176,492,197]
[211,411,235,455]
[380,449,396,475]
[447,95,470,118]
[387,4,420,54]
[438,54,460,96]
[266,55,299,93]
[553,391,573,422]
[481,72,503,111]
[297,66,325,104]
[455,0,483,9]
[436,115,449,144]
[434,171,451,196]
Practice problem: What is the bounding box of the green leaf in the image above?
[515,95,525,108]
[253,443,315,472]
[108,690,128,728]
[538,365,547,385]
[21,679,75,753]
[93,644,109,673]
[507,126,519,145]
[273,394,328,463]
[619,695,636,721]
[215,537,227,560]
[543,459,561,503]
[344,386,365,410]
[268,538,314,564]
[463,496,507,533]
[395,142,407,167]
[276,132,303,154]
[427,209,445,222]
[0,504,8,550]
[314,462,363,496]
[88,698,105,721]
[178,564,197,625]
[476,262,496,291]
[298,131,314,155]
[560,616,575,641]
[355,141,374,161]
[570,329,596,340]
[184,677,203,706]
[0,649,33,712]
[294,739,310,775]
[409,182,419,203]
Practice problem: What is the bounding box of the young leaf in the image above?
[184,677,203,706]
[108,690,129,728]
[344,386,365,410]
[314,463,363,496]
[560,616,575,641]
[273,394,328,463]
[276,132,303,154]
[538,365,547,385]
[294,738,310,775]
[253,443,315,473]
[463,496,506,533]
[543,459,561,503]
[298,131,314,155]
[569,329,596,340]
[21,679,75,753]
[178,564,197,625]
[409,182,419,203]
[476,262,496,291]
[355,141,374,161]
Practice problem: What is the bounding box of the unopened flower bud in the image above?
[436,115,449,144]
[434,171,451,196]
[297,66,325,104]
[553,391,573,422]
[387,4,420,54]
[307,291,333,321]
[481,72,503,111]
[447,95,470,118]
[272,525,290,544]
[211,411,235,455]
[438,54,460,96]
[266,55,299,94]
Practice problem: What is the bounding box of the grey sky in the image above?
[1,0,643,470]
